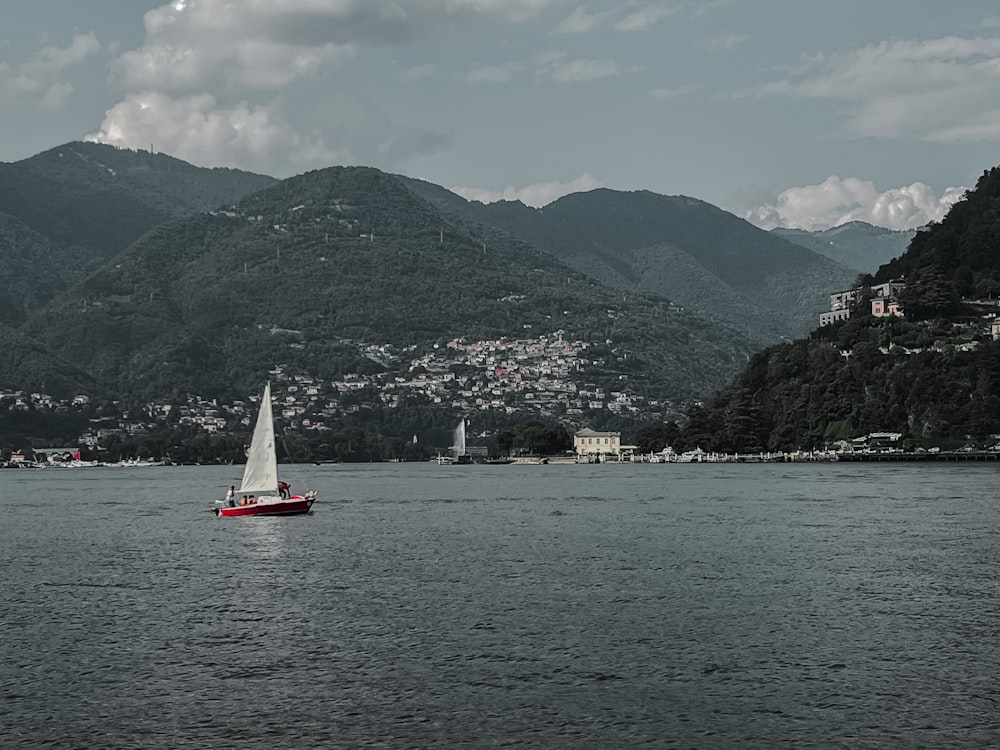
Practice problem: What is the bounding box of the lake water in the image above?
[1,462,998,748]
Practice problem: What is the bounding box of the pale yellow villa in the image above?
[573,428,622,459]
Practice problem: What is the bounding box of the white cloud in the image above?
[85,90,450,177]
[452,173,603,207]
[467,62,524,82]
[467,50,622,84]
[446,0,568,23]
[651,84,696,99]
[553,6,613,34]
[536,51,619,82]
[552,3,676,35]
[707,33,746,53]
[95,0,582,175]
[0,32,101,108]
[760,35,1000,142]
[86,92,325,169]
[742,176,967,231]
[113,0,568,95]
[40,81,74,110]
[402,63,435,80]
[613,3,678,32]
[114,3,356,93]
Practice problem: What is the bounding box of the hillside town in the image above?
[8,284,1000,465]
[0,331,678,458]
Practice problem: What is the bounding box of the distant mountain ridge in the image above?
[772,221,916,276]
[400,178,857,346]
[3,141,275,258]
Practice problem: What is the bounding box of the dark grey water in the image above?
[2,462,999,748]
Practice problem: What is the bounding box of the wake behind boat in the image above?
[214,382,317,517]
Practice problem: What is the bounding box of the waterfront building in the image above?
[574,428,622,460]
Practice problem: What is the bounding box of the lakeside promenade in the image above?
[562,450,1000,464]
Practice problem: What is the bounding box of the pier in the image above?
[836,451,1000,462]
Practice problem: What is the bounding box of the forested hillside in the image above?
[0,142,278,398]
[664,167,1000,452]
[21,166,756,404]
[401,178,856,346]
[2,141,274,257]
[0,214,100,326]
[877,169,1000,316]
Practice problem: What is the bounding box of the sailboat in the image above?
[214,383,317,517]
[437,418,472,464]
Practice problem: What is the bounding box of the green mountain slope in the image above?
[400,179,856,346]
[2,141,274,257]
[0,322,100,398]
[0,142,276,402]
[23,166,757,403]
[0,213,101,326]
[674,167,1000,452]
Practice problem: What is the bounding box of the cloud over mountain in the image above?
[452,174,603,207]
[86,0,563,176]
[742,176,967,231]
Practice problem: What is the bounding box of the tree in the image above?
[635,422,679,453]
[900,269,959,320]
[512,420,570,455]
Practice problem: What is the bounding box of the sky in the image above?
[1,1,999,231]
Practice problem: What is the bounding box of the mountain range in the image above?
[0,141,913,434]
[401,177,863,345]
[771,222,915,276]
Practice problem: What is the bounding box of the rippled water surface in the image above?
[2,462,999,748]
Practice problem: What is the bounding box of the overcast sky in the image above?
[2,0,999,231]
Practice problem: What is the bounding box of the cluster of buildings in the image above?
[819,280,905,327]
[393,334,667,419]
[1,331,677,450]
[819,278,1000,341]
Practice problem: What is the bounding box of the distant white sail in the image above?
[240,382,279,495]
[451,418,467,456]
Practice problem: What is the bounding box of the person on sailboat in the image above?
[226,485,236,505]
[279,481,290,499]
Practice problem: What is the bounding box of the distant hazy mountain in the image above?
[772,221,915,276]
[400,179,856,346]
[22,166,757,403]
[1,141,275,257]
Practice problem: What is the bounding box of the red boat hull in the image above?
[215,495,315,517]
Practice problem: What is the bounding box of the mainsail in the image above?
[451,418,467,457]
[239,383,279,495]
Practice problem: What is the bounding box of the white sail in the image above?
[451,418,467,456]
[239,383,279,495]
